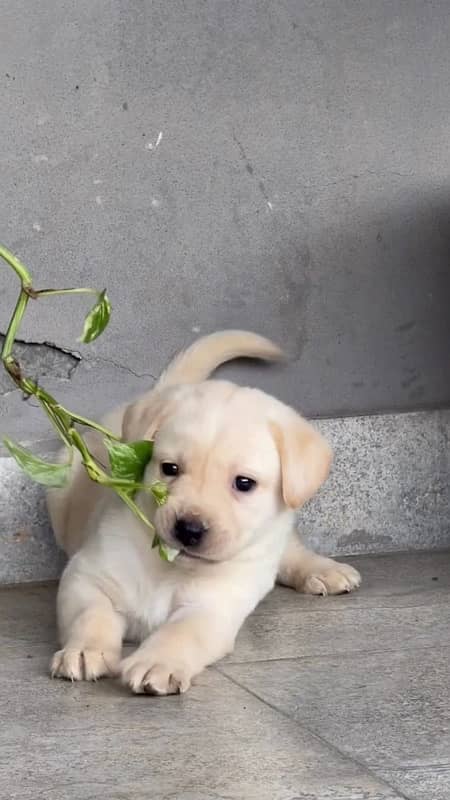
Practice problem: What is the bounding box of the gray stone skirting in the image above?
[0,409,449,584]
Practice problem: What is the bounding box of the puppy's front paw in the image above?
[120,651,192,696]
[50,647,120,681]
[301,560,361,596]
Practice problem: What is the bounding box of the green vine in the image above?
[0,244,178,562]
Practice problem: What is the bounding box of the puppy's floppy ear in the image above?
[271,410,333,509]
[122,390,168,442]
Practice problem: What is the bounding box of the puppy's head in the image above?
[122,381,332,562]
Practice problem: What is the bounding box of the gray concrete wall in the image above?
[1,2,449,581]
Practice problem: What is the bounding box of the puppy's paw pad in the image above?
[50,647,119,681]
[303,562,361,596]
[121,655,191,696]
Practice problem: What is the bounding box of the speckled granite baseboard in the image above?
[303,409,450,557]
[1,409,449,584]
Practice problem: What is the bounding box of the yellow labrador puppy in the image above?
[48,331,360,695]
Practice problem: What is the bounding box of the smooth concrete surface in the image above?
[1,0,450,445]
[1,552,449,799]
[1,409,449,584]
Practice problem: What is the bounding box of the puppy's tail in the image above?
[156,330,283,389]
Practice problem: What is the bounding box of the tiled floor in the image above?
[1,551,449,800]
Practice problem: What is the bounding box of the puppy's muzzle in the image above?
[174,516,207,548]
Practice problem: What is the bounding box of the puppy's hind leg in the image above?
[51,567,126,681]
[277,531,361,596]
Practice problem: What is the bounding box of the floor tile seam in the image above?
[251,600,450,618]
[375,762,450,772]
[215,667,415,800]
[224,641,450,666]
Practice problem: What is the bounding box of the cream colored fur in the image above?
[47,330,360,695]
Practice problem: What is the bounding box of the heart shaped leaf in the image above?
[3,438,71,487]
[79,290,111,344]
[106,439,153,490]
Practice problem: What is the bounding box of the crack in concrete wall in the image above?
[0,335,81,395]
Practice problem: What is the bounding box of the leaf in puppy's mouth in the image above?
[179,549,214,563]
[152,535,180,562]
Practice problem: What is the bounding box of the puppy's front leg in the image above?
[277,531,361,596]
[121,608,236,695]
[51,566,126,681]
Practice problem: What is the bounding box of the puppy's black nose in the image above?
[174,517,206,547]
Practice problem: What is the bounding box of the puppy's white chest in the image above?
[126,578,176,641]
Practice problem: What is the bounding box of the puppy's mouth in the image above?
[154,530,213,563]
[178,548,215,563]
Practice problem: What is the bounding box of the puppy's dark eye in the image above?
[161,462,179,477]
[233,475,256,493]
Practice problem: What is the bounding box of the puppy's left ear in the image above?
[122,390,167,442]
[271,410,333,509]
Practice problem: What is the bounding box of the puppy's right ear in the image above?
[121,390,167,442]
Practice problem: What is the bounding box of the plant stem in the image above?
[0,245,35,370]
[0,244,33,285]
[36,287,98,298]
[95,477,160,493]
[61,410,121,440]
[0,250,119,441]
[69,429,103,477]
[116,488,155,531]
[1,243,159,546]
[1,289,30,367]
[69,429,156,531]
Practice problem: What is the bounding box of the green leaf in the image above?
[106,440,153,491]
[78,290,111,344]
[3,438,71,487]
[158,543,180,562]
[151,480,169,506]
[106,442,175,563]
[152,534,179,562]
